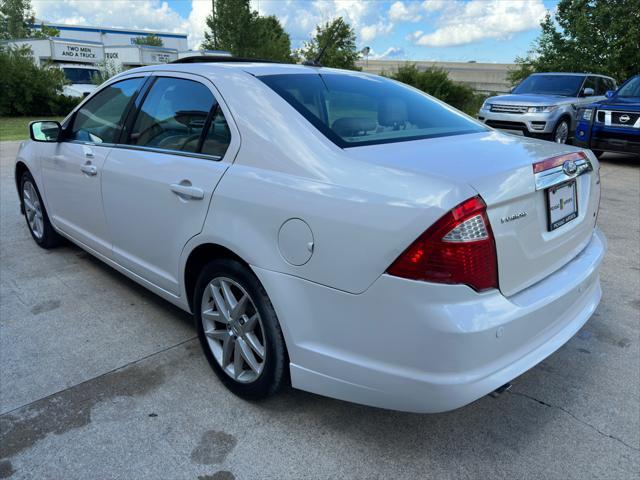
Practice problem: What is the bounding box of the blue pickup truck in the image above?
[574,75,640,157]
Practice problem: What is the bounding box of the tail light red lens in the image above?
[386,196,498,291]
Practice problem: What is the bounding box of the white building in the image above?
[3,21,229,96]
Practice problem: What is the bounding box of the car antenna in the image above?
[303,22,338,67]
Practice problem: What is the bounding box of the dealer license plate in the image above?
[547,180,578,231]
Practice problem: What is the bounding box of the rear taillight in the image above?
[386,196,498,291]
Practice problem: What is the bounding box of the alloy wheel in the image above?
[22,181,44,239]
[554,121,569,143]
[201,277,266,383]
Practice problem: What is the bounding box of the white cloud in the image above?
[252,0,391,47]
[421,0,446,13]
[371,46,406,60]
[360,21,393,43]
[32,0,211,49]
[389,1,422,22]
[409,0,546,47]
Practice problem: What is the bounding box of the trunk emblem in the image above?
[563,160,578,175]
[500,212,527,224]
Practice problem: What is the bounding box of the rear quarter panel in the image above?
[188,69,475,294]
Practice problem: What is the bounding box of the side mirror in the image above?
[510,86,516,93]
[29,121,61,142]
[582,87,595,97]
[605,90,615,98]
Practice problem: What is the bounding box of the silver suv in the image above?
[479,73,617,144]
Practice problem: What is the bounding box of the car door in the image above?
[101,73,239,295]
[41,76,147,257]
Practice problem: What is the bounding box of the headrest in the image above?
[378,98,407,127]
[331,117,376,137]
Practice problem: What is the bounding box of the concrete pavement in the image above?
[0,140,638,479]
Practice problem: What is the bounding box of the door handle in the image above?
[81,163,98,176]
[170,182,204,200]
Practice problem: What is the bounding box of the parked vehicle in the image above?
[479,72,616,144]
[56,63,100,97]
[574,75,640,157]
[16,58,606,413]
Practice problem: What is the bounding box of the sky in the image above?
[31,0,560,63]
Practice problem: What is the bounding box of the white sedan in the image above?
[15,59,606,412]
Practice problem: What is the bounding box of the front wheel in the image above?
[20,171,63,249]
[194,259,288,400]
[552,119,570,144]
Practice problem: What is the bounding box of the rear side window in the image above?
[259,73,486,148]
[128,77,215,153]
[70,77,143,144]
[201,107,231,157]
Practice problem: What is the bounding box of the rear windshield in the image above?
[513,74,585,97]
[259,73,486,148]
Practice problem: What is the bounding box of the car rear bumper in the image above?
[253,228,606,413]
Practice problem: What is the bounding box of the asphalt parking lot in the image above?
[0,140,638,479]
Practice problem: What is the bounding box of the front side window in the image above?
[70,77,144,144]
[128,77,215,153]
[513,74,586,97]
[259,73,486,147]
[582,76,597,95]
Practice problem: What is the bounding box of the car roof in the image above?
[124,60,372,79]
[531,72,613,78]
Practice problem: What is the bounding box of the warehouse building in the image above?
[4,21,229,96]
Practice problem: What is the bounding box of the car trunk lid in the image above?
[348,131,600,296]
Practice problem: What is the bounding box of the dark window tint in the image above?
[513,74,585,97]
[582,76,597,95]
[201,107,231,157]
[260,73,486,147]
[63,67,100,85]
[603,78,617,93]
[129,77,215,153]
[70,77,143,144]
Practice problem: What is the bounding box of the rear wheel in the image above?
[593,150,605,159]
[552,119,570,144]
[194,258,288,399]
[20,171,63,249]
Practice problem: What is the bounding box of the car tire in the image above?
[552,118,571,144]
[194,258,288,400]
[20,171,63,249]
[593,150,605,159]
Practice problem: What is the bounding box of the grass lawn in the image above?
[0,117,63,141]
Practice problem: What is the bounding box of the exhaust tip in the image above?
[489,382,513,398]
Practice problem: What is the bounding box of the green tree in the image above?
[299,17,360,70]
[132,33,163,47]
[0,45,79,115]
[509,0,640,85]
[386,64,485,116]
[252,15,292,62]
[201,0,292,61]
[0,0,58,39]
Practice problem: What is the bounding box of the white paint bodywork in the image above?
[15,62,606,412]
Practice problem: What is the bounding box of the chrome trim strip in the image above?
[66,140,224,162]
[534,158,593,191]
